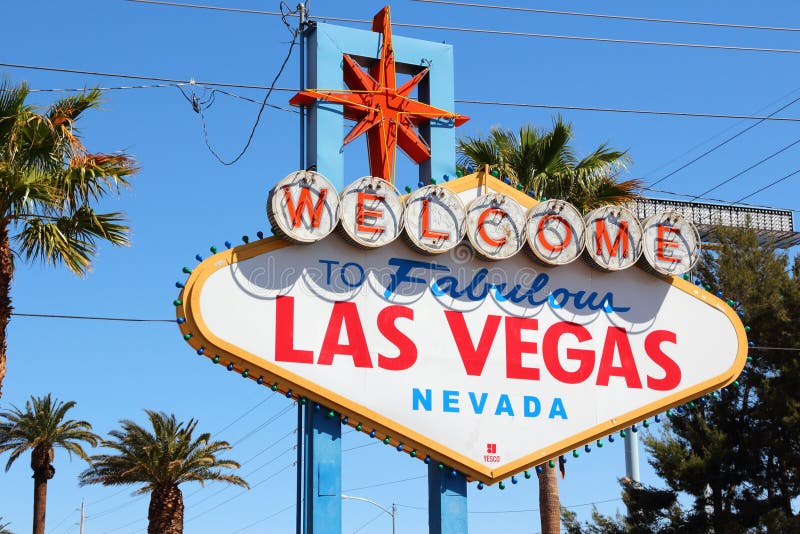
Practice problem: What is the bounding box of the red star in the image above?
[290,6,469,183]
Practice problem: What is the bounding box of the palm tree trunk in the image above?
[0,218,13,399]
[148,484,184,534]
[31,446,54,534]
[538,463,560,534]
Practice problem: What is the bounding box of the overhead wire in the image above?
[123,0,800,54]
[6,63,800,122]
[648,94,800,187]
[229,501,296,533]
[410,0,800,33]
[690,136,800,199]
[733,167,800,204]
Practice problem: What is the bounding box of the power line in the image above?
[343,475,426,492]
[124,0,800,54]
[411,0,800,33]
[11,312,174,323]
[648,94,800,187]
[454,98,800,122]
[638,185,800,214]
[641,86,800,180]
[733,167,800,204]
[6,62,800,123]
[229,502,296,533]
[691,136,800,199]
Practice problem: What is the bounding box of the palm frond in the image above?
[15,206,129,275]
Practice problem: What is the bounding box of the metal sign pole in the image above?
[428,464,467,534]
[304,406,342,534]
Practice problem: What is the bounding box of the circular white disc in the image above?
[526,200,586,265]
[583,205,644,271]
[640,211,701,276]
[267,170,340,244]
[403,185,467,254]
[339,177,404,248]
[465,193,526,261]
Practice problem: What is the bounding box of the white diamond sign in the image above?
[177,173,747,484]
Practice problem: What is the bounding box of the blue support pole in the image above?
[304,407,342,534]
[428,465,468,534]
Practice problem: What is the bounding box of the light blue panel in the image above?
[305,21,458,187]
[305,407,342,534]
[427,464,468,534]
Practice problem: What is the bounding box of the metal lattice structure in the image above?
[631,198,800,248]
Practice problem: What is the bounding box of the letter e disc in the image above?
[466,193,526,260]
[584,205,643,271]
[404,185,466,254]
[640,211,700,276]
[267,170,340,244]
[339,177,404,248]
[526,200,586,265]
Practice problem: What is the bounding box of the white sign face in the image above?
[339,177,404,248]
[584,205,644,271]
[179,177,746,483]
[466,193,527,261]
[640,211,701,276]
[403,185,466,254]
[526,200,586,265]
[268,171,340,243]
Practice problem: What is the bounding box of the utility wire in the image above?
[351,510,385,534]
[229,502,296,533]
[344,475,426,492]
[6,62,800,123]
[11,312,174,323]
[733,167,800,204]
[641,85,800,179]
[638,186,800,214]
[195,2,299,164]
[648,94,800,187]
[691,136,800,199]
[411,0,800,33]
[124,0,800,54]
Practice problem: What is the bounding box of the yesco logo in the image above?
[267,170,700,276]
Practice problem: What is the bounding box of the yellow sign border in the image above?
[177,170,748,484]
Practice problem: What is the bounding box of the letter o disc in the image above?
[640,211,701,276]
[339,177,404,248]
[466,193,526,261]
[526,200,586,265]
[584,205,643,271]
[403,185,466,254]
[267,170,340,244]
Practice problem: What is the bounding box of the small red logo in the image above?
[486,443,497,454]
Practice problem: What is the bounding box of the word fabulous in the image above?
[267,170,700,276]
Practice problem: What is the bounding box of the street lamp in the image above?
[341,494,397,534]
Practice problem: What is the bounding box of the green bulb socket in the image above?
[499,482,506,490]
[490,169,500,177]
[548,460,555,468]
[271,383,279,391]
[597,440,603,448]
[620,430,627,437]
[300,397,307,405]
[688,401,695,408]
[733,380,740,387]
[212,356,220,364]
[747,356,753,362]
[524,471,531,479]
[430,178,437,184]
[383,437,391,445]
[210,246,218,253]
[437,463,444,470]
[410,449,417,457]
[456,170,463,177]
[173,299,182,306]
[182,267,192,274]
[572,450,579,458]
[355,423,363,431]
[327,410,335,418]
[241,369,249,378]
[744,325,751,333]
[183,333,192,340]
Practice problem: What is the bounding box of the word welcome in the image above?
[268,170,700,275]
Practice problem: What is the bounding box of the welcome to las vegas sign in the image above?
[176,169,747,484]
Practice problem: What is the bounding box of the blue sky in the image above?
[1,0,799,533]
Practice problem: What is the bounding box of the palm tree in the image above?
[457,116,640,213]
[0,80,137,398]
[460,117,639,534]
[0,394,98,534]
[0,516,13,534]
[80,411,249,534]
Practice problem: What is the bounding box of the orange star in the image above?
[290,6,469,183]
